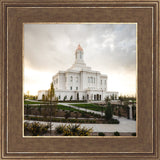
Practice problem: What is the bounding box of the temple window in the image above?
[70,76,73,82]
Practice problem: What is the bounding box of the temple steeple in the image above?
[75,44,85,64]
[68,44,91,71]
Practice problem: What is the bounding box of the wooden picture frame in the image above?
[0,0,159,159]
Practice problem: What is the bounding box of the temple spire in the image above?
[75,44,84,64]
[76,44,83,51]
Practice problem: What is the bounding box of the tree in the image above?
[63,96,67,101]
[47,82,57,135]
[42,94,45,101]
[119,96,123,105]
[118,108,121,117]
[48,82,55,101]
[105,96,110,104]
[70,95,73,101]
[111,94,115,100]
[105,102,113,121]
[27,90,30,97]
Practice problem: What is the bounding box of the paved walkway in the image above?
[24,118,136,132]
[24,102,136,132]
[58,103,136,132]
[59,103,104,115]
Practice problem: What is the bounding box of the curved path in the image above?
[25,103,136,133]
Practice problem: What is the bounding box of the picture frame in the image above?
[0,0,159,159]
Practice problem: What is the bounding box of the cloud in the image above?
[24,23,136,95]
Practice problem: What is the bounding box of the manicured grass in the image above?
[24,104,102,118]
[73,103,105,112]
[57,105,102,118]
[24,104,79,112]
[57,105,81,112]
[24,100,44,104]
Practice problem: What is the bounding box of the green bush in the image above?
[105,102,113,121]
[132,132,136,136]
[55,125,66,134]
[107,118,119,124]
[24,122,29,132]
[118,109,121,117]
[24,122,49,136]
[65,112,71,119]
[55,124,92,136]
[114,131,120,136]
[25,115,99,124]
[98,132,105,136]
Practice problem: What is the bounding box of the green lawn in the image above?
[24,100,44,105]
[24,103,80,112]
[57,105,82,112]
[72,103,105,112]
[24,104,102,118]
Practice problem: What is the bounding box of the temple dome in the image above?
[76,44,83,52]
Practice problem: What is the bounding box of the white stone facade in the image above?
[38,45,118,101]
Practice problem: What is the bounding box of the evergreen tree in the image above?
[105,102,113,121]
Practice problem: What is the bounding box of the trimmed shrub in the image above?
[98,132,105,136]
[55,125,66,134]
[24,122,49,136]
[55,124,92,136]
[105,102,113,121]
[108,118,119,124]
[65,112,71,119]
[118,109,121,117]
[114,131,120,136]
[132,132,136,136]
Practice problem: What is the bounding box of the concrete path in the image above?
[24,102,136,132]
[24,118,136,132]
[57,103,136,132]
[59,103,104,115]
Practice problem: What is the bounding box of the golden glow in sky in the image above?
[24,24,136,96]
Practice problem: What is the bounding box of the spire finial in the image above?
[76,44,83,51]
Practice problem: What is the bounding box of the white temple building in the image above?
[38,45,118,101]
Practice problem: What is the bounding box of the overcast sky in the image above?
[24,23,136,96]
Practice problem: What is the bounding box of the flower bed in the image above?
[55,124,92,136]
